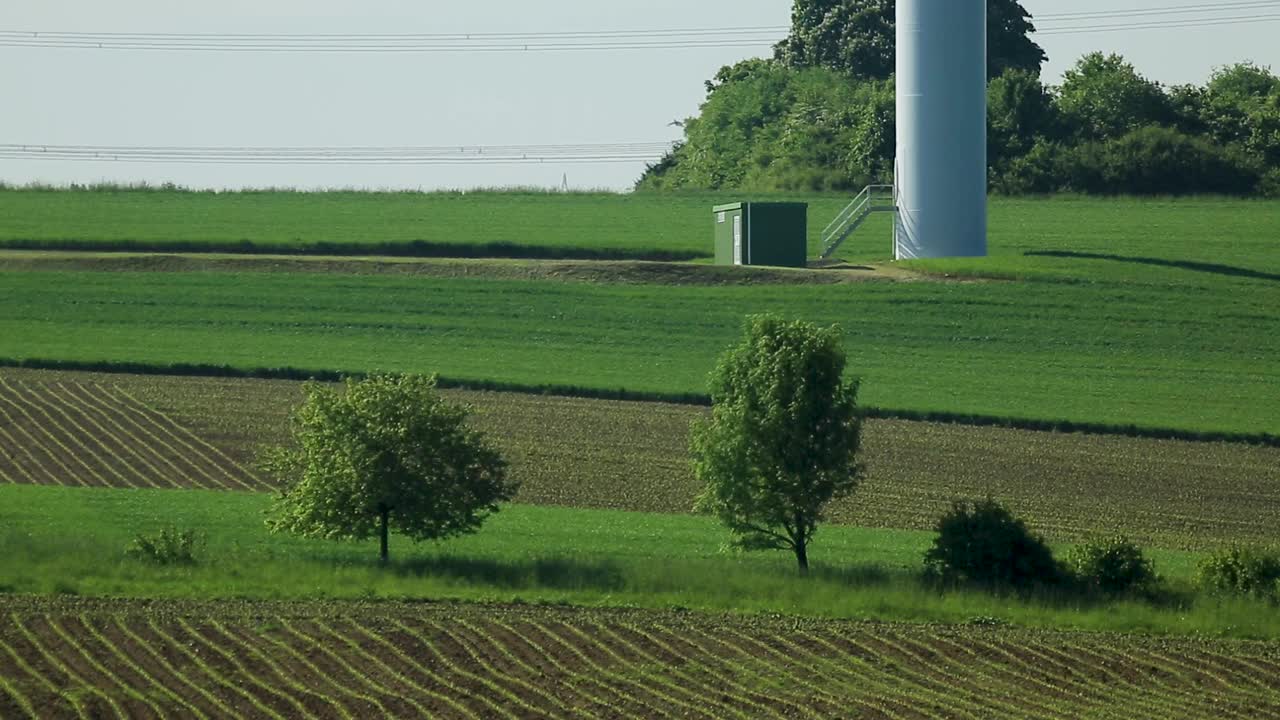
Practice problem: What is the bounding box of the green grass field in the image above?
[2,190,1269,435]
[4,484,1278,640]
[3,188,1278,268]
[2,190,1277,436]
[0,189,854,260]
[1,260,1275,436]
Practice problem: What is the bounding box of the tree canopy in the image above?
[261,373,516,562]
[691,315,864,574]
[774,0,1045,80]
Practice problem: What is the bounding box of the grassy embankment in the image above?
[3,484,1278,640]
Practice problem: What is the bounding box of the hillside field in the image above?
[2,190,1279,717]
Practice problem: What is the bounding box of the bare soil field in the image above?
[1,597,1277,720]
[0,377,262,491]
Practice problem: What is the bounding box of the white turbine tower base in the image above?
[895,0,988,260]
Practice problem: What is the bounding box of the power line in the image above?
[0,27,785,53]
[0,142,679,165]
[1037,0,1280,21]
[5,4,1280,53]
[1037,12,1280,36]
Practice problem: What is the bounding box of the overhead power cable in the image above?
[1036,12,1280,36]
[1036,0,1280,21]
[0,27,786,53]
[5,3,1280,53]
[0,142,679,165]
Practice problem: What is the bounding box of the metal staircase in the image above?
[819,184,898,260]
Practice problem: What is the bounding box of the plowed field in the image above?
[1,598,1278,720]
[2,369,1278,550]
[0,377,263,491]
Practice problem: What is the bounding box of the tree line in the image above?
[637,0,1280,197]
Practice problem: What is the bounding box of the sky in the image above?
[3,1,1279,191]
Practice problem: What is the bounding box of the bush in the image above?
[923,499,1062,589]
[1067,536,1157,595]
[1259,168,1280,198]
[127,526,203,566]
[1198,545,1280,598]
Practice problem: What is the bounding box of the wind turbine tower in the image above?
[894,0,988,259]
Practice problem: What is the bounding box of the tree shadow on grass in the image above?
[809,563,895,587]
[388,555,627,592]
[1025,250,1280,283]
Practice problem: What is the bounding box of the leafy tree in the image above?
[637,66,894,191]
[988,68,1059,171]
[262,373,515,563]
[986,0,1047,79]
[704,58,779,95]
[691,315,864,574]
[1058,53,1172,142]
[1201,63,1280,167]
[775,0,894,80]
[774,0,1045,81]
[1067,536,1157,596]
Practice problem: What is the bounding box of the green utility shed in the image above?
[712,202,808,268]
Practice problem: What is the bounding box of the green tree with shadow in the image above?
[261,373,516,563]
[692,315,865,575]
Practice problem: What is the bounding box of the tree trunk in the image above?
[793,512,810,576]
[794,535,809,576]
[379,506,390,564]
